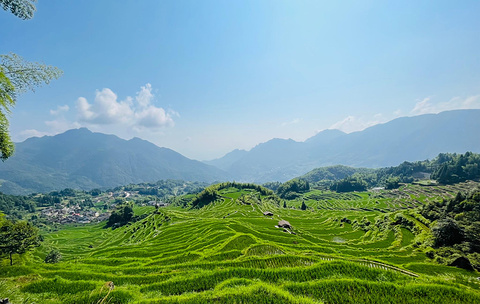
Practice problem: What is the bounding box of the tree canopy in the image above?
[106,202,134,228]
[276,179,310,199]
[0,54,62,159]
[0,1,62,160]
[0,0,36,20]
[0,215,41,265]
[330,176,367,193]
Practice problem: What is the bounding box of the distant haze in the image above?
[2,1,480,159]
[2,110,480,194]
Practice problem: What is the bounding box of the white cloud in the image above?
[75,83,176,130]
[76,88,133,124]
[135,106,174,129]
[18,84,176,142]
[50,105,69,116]
[168,109,180,117]
[18,129,50,140]
[45,118,80,134]
[281,118,301,126]
[328,93,480,134]
[410,95,480,115]
[328,115,382,133]
[136,83,154,108]
[410,97,433,115]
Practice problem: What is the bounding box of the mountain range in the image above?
[206,109,480,182]
[0,128,227,195]
[1,109,479,194]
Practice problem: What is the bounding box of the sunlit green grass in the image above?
[1,182,479,303]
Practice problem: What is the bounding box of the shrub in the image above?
[45,249,62,264]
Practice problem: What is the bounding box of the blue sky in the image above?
[2,0,480,160]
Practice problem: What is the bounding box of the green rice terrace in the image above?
[2,181,480,303]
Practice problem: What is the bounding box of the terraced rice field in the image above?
[1,182,480,303]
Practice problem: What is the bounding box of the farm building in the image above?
[278,220,291,229]
[263,211,273,216]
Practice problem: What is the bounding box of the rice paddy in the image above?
[1,181,480,303]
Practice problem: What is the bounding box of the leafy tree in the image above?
[89,188,102,196]
[0,193,36,219]
[301,200,307,210]
[384,176,400,190]
[44,249,62,264]
[432,218,464,247]
[1,0,36,20]
[0,53,62,158]
[431,152,480,184]
[191,187,219,208]
[58,188,76,197]
[36,194,61,207]
[106,202,134,228]
[330,176,367,193]
[277,179,310,199]
[0,216,41,265]
[0,2,63,160]
[262,181,282,191]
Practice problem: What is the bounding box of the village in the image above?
[40,206,109,224]
[39,190,169,224]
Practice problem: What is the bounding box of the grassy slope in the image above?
[1,183,480,303]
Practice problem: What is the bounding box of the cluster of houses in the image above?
[146,201,169,207]
[40,205,109,224]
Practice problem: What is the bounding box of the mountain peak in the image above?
[63,127,92,135]
[305,129,346,144]
[0,129,227,194]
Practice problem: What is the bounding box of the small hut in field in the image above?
[278,220,291,229]
[263,211,273,216]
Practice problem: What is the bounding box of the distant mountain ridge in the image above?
[2,109,479,194]
[207,110,480,182]
[0,128,227,194]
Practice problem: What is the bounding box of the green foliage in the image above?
[0,53,62,95]
[420,188,480,269]
[385,176,400,190]
[3,180,480,302]
[106,202,134,228]
[0,68,15,160]
[191,186,219,208]
[277,179,310,199]
[44,249,62,264]
[0,53,62,159]
[301,165,372,183]
[0,0,36,20]
[285,279,480,304]
[262,181,282,191]
[431,152,480,184]
[301,152,480,191]
[330,175,368,192]
[0,216,41,265]
[432,218,464,247]
[191,182,275,208]
[0,192,36,219]
[35,194,61,207]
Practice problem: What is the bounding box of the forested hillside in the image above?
[296,152,480,193]
[209,110,480,182]
[0,129,226,195]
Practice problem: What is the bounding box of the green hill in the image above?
[0,128,228,195]
[209,110,480,182]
